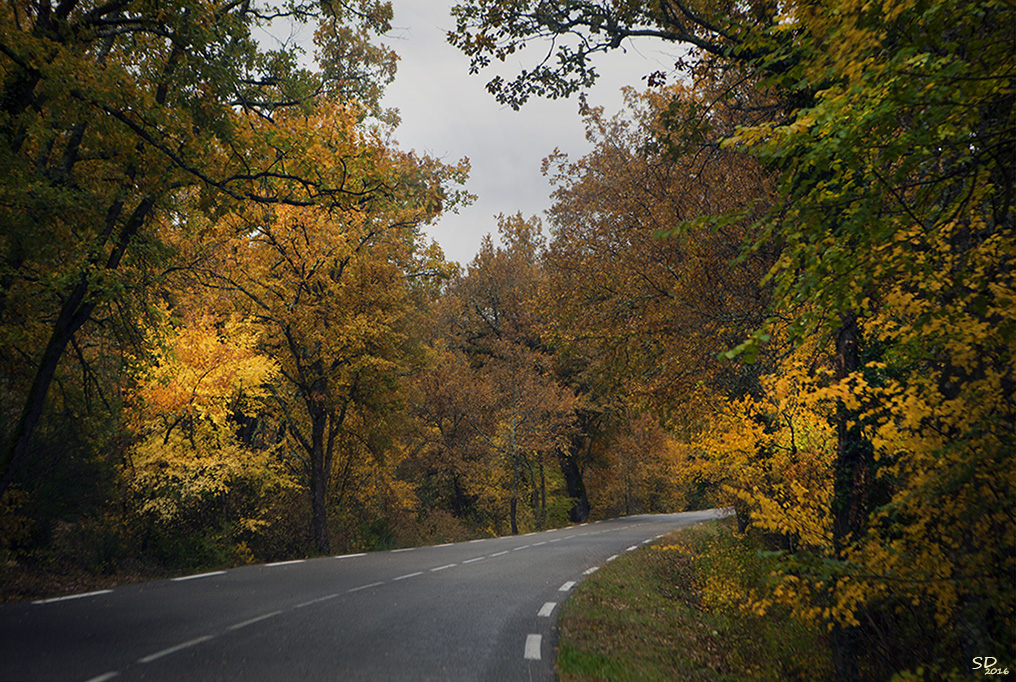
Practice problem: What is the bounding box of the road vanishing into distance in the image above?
[0,510,727,682]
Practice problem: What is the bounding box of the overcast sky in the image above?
[379,2,677,266]
[261,3,677,266]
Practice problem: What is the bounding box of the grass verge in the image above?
[555,516,830,681]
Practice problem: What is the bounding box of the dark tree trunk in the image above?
[509,459,519,535]
[0,281,95,497]
[557,420,593,523]
[538,461,546,529]
[308,403,332,555]
[0,196,154,499]
[830,311,874,682]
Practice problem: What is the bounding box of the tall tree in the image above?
[202,108,468,553]
[0,0,397,498]
[543,84,776,411]
[541,84,777,524]
[441,214,578,532]
[450,0,1015,676]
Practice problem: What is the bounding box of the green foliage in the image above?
[450,0,1013,678]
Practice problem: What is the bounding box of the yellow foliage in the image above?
[126,314,290,525]
[688,358,836,551]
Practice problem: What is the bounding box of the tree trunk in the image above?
[0,196,154,499]
[557,425,592,522]
[830,311,873,682]
[509,459,519,535]
[538,461,546,529]
[308,405,331,555]
[0,279,95,497]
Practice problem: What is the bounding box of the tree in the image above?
[477,338,575,534]
[540,84,778,523]
[403,340,498,525]
[126,312,291,560]
[0,0,398,499]
[447,0,764,110]
[543,84,776,411]
[201,103,468,553]
[450,0,1015,676]
[437,214,578,533]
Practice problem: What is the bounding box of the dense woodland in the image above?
[0,0,1012,679]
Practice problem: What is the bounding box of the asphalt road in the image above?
[0,510,728,682]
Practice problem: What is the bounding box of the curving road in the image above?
[0,510,727,681]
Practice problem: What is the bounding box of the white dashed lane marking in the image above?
[172,570,226,582]
[84,673,119,682]
[348,582,384,593]
[227,611,281,631]
[430,563,457,572]
[32,589,113,605]
[137,635,215,664]
[294,593,340,609]
[524,634,542,660]
[393,572,423,581]
[58,522,683,674]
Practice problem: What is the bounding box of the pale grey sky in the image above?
[380,2,677,266]
[258,2,677,266]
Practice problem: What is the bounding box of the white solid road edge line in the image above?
[524,634,543,660]
[33,589,113,605]
[172,570,227,582]
[538,602,557,617]
[137,635,215,664]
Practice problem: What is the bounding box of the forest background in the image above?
[0,1,1012,680]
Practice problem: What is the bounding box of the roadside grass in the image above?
[556,517,831,682]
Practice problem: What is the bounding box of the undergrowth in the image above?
[556,517,831,681]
